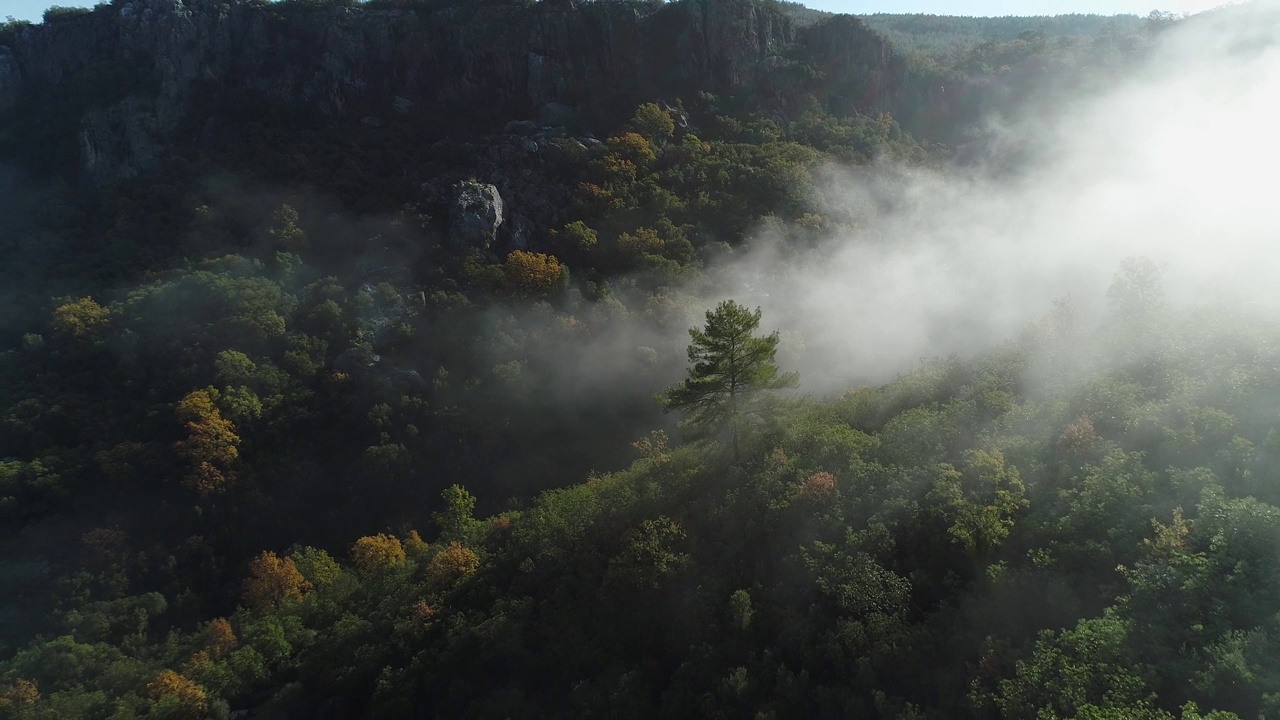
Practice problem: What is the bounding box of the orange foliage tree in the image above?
[205,617,238,656]
[425,542,480,587]
[798,471,837,501]
[503,250,565,295]
[242,551,311,610]
[145,670,208,718]
[174,388,241,495]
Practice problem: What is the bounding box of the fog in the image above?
[696,2,1280,393]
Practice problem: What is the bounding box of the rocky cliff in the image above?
[0,0,905,179]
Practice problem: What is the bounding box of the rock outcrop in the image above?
[449,181,505,251]
[0,0,906,180]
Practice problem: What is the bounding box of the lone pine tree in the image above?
[661,300,798,459]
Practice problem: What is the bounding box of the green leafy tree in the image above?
[661,300,798,459]
[631,102,675,144]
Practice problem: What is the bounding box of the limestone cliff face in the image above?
[0,0,904,179]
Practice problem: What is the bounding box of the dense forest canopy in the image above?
[861,12,1149,61]
[1,0,1278,718]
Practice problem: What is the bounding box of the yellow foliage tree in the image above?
[607,131,657,167]
[631,102,675,143]
[0,679,39,712]
[184,650,211,673]
[145,670,208,718]
[426,541,480,587]
[403,530,429,557]
[351,533,406,572]
[51,297,111,338]
[174,388,241,496]
[618,227,665,257]
[242,551,311,611]
[503,250,565,295]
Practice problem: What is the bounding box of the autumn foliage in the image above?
[351,533,406,572]
[618,227,665,257]
[607,132,657,167]
[404,530,429,557]
[798,472,837,502]
[174,388,241,495]
[205,617,238,656]
[0,679,39,712]
[426,542,480,587]
[503,250,565,295]
[242,551,311,610]
[51,296,111,338]
[146,670,208,717]
[1057,415,1098,457]
[410,600,437,623]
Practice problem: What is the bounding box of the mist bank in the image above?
[680,2,1280,393]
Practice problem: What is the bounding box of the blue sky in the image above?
[4,0,1228,24]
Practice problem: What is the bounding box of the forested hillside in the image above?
[0,0,1276,718]
[862,12,1149,61]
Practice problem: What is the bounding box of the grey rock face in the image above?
[538,102,577,128]
[0,0,903,182]
[0,47,18,111]
[450,181,505,250]
[507,213,535,251]
[80,97,165,179]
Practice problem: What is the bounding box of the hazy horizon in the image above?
[4,0,1229,24]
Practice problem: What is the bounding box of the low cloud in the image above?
[710,3,1280,392]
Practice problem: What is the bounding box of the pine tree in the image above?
[661,300,798,459]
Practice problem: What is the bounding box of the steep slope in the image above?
[0,0,905,180]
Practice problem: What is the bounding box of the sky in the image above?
[3,0,1226,23]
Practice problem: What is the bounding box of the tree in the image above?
[267,203,307,252]
[145,670,208,718]
[502,250,565,295]
[631,102,675,144]
[51,297,111,339]
[351,534,406,573]
[425,542,480,588]
[242,551,311,611]
[661,300,798,459]
[174,388,241,496]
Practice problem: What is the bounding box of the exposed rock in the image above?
[0,47,18,111]
[507,213,535,251]
[80,97,165,179]
[504,119,539,136]
[334,346,381,376]
[538,102,577,128]
[449,181,505,250]
[0,0,907,182]
[334,345,426,392]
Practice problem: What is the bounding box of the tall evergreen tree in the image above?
[661,300,798,459]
